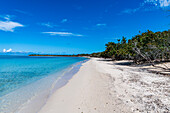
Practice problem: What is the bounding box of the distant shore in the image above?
[29,54,90,57]
[38,58,170,113]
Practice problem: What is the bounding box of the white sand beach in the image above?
[39,58,170,113]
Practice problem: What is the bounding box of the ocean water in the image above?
[0,55,87,113]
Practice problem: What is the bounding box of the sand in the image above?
[39,58,170,113]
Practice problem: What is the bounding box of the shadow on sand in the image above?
[95,58,170,75]
[97,58,133,66]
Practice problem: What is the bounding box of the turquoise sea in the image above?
[0,55,87,113]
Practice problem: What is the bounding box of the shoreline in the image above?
[0,58,88,113]
[16,59,89,113]
[39,58,170,113]
[38,58,132,113]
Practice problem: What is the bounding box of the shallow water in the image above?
[0,55,87,113]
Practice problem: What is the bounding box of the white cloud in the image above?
[3,48,12,52]
[3,49,6,52]
[145,0,170,7]
[0,21,24,32]
[159,0,170,7]
[0,14,24,32]
[4,15,11,20]
[122,0,170,14]
[96,24,107,26]
[40,22,56,28]
[42,32,83,37]
[61,19,68,23]
[0,15,12,21]
[6,48,12,52]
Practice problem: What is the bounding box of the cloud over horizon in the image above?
[3,48,12,52]
[42,32,83,37]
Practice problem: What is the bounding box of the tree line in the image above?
[91,30,170,65]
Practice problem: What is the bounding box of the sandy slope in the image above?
[38,58,131,113]
[39,58,170,113]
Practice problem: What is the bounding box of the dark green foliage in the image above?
[99,30,170,63]
[90,52,101,57]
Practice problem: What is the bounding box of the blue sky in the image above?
[0,0,169,54]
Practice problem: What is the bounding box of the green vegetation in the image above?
[30,30,170,66]
[91,30,170,64]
